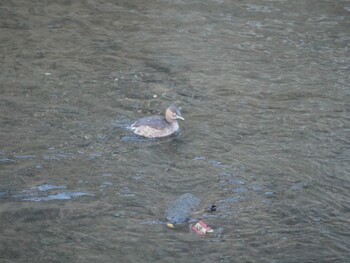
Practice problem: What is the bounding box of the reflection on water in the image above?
[23,192,93,202]
[0,184,92,202]
[1,0,349,262]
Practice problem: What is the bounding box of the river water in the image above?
[1,0,349,262]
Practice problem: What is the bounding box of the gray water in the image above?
[1,0,349,262]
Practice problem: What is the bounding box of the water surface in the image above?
[1,0,349,262]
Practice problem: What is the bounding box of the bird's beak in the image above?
[177,116,185,121]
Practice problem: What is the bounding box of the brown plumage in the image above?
[130,106,184,138]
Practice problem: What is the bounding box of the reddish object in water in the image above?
[192,220,213,235]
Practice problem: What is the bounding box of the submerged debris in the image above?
[166,193,201,225]
[192,220,214,235]
[165,193,221,236]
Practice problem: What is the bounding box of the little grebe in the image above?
[130,106,184,138]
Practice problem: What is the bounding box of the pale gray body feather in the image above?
[131,115,169,130]
[130,115,179,138]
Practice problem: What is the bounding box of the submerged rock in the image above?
[165,193,201,225]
